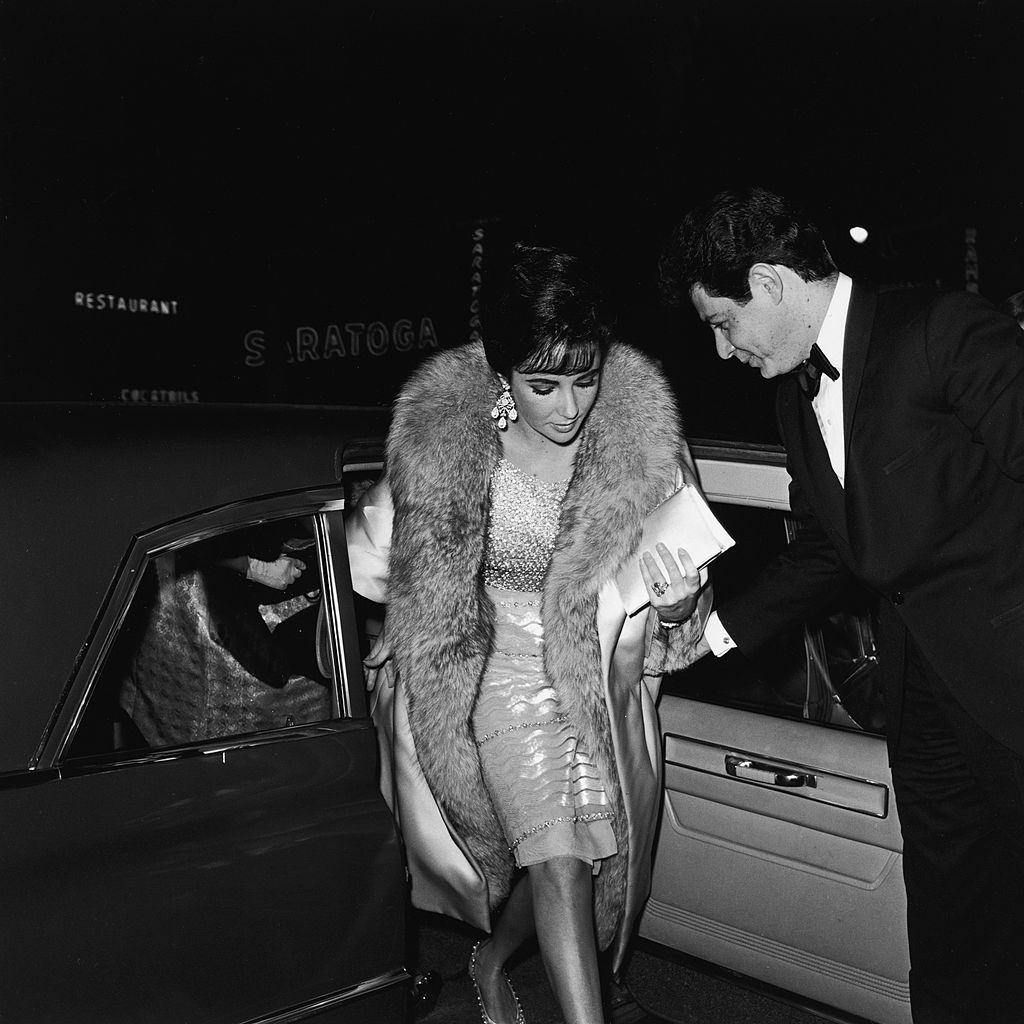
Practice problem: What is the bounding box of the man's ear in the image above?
[748,263,785,305]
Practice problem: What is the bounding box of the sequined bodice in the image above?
[483,458,570,592]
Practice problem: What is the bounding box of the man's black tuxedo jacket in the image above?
[719,282,1024,755]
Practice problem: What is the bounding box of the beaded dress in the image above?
[473,457,616,870]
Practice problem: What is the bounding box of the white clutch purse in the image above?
[614,483,734,615]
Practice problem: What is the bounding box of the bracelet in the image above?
[658,617,683,631]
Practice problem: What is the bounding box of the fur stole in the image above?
[385,340,685,947]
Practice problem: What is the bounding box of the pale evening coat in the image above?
[346,340,709,969]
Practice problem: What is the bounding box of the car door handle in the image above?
[724,755,817,788]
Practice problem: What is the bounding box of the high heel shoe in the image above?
[468,939,526,1024]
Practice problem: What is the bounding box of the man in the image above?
[660,186,1024,1024]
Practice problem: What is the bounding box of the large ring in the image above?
[651,580,668,597]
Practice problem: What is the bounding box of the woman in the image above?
[347,245,708,1024]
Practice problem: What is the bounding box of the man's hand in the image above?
[246,555,306,590]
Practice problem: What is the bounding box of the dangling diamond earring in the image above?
[490,380,518,430]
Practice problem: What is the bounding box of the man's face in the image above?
[690,280,808,379]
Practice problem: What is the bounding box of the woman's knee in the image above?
[527,856,590,899]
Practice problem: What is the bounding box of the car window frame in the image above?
[41,487,366,770]
[688,442,884,739]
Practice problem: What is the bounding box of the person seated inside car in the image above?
[117,523,330,747]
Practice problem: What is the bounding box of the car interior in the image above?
[67,515,333,760]
[663,501,885,739]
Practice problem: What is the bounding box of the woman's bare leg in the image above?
[473,857,604,1023]
[472,874,535,1022]
[530,856,603,1024]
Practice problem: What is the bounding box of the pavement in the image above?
[408,911,837,1024]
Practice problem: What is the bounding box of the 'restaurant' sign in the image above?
[75,291,181,315]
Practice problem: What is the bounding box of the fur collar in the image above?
[385,340,684,944]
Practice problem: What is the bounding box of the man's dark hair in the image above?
[659,186,837,305]
[482,243,612,379]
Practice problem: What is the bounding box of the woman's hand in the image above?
[363,621,393,671]
[363,621,395,691]
[639,543,701,625]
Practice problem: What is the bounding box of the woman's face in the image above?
[508,354,602,447]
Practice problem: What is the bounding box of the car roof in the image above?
[1,402,390,772]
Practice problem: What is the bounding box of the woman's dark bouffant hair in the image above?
[482,243,613,380]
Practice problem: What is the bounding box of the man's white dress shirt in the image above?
[703,273,853,657]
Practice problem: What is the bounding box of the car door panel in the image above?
[662,708,897,843]
[1,724,406,1024]
[644,699,909,1023]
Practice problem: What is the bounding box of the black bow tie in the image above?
[795,343,840,398]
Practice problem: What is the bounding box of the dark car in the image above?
[0,402,407,1024]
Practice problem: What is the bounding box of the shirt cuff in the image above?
[703,610,737,658]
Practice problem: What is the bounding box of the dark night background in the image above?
[1,0,1022,441]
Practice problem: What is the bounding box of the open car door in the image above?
[22,494,409,1024]
[641,445,912,1024]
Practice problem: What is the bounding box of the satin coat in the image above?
[347,341,708,969]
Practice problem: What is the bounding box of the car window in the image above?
[662,502,886,737]
[68,515,335,758]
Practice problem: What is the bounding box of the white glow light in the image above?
[849,226,869,244]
